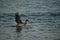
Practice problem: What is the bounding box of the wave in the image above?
[50,12,60,16]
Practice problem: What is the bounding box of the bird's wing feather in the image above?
[15,13,22,23]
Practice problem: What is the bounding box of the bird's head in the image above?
[25,19,32,24]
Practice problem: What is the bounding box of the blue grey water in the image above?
[0,0,60,40]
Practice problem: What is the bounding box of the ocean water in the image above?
[0,13,60,40]
[0,0,60,40]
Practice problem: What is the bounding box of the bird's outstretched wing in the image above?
[15,12,22,23]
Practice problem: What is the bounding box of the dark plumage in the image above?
[15,12,22,24]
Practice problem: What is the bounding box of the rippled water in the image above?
[0,13,60,40]
[0,0,60,40]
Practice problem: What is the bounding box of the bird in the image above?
[15,12,32,26]
[15,12,32,32]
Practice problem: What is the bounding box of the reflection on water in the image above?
[15,31,23,40]
[16,26,22,32]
